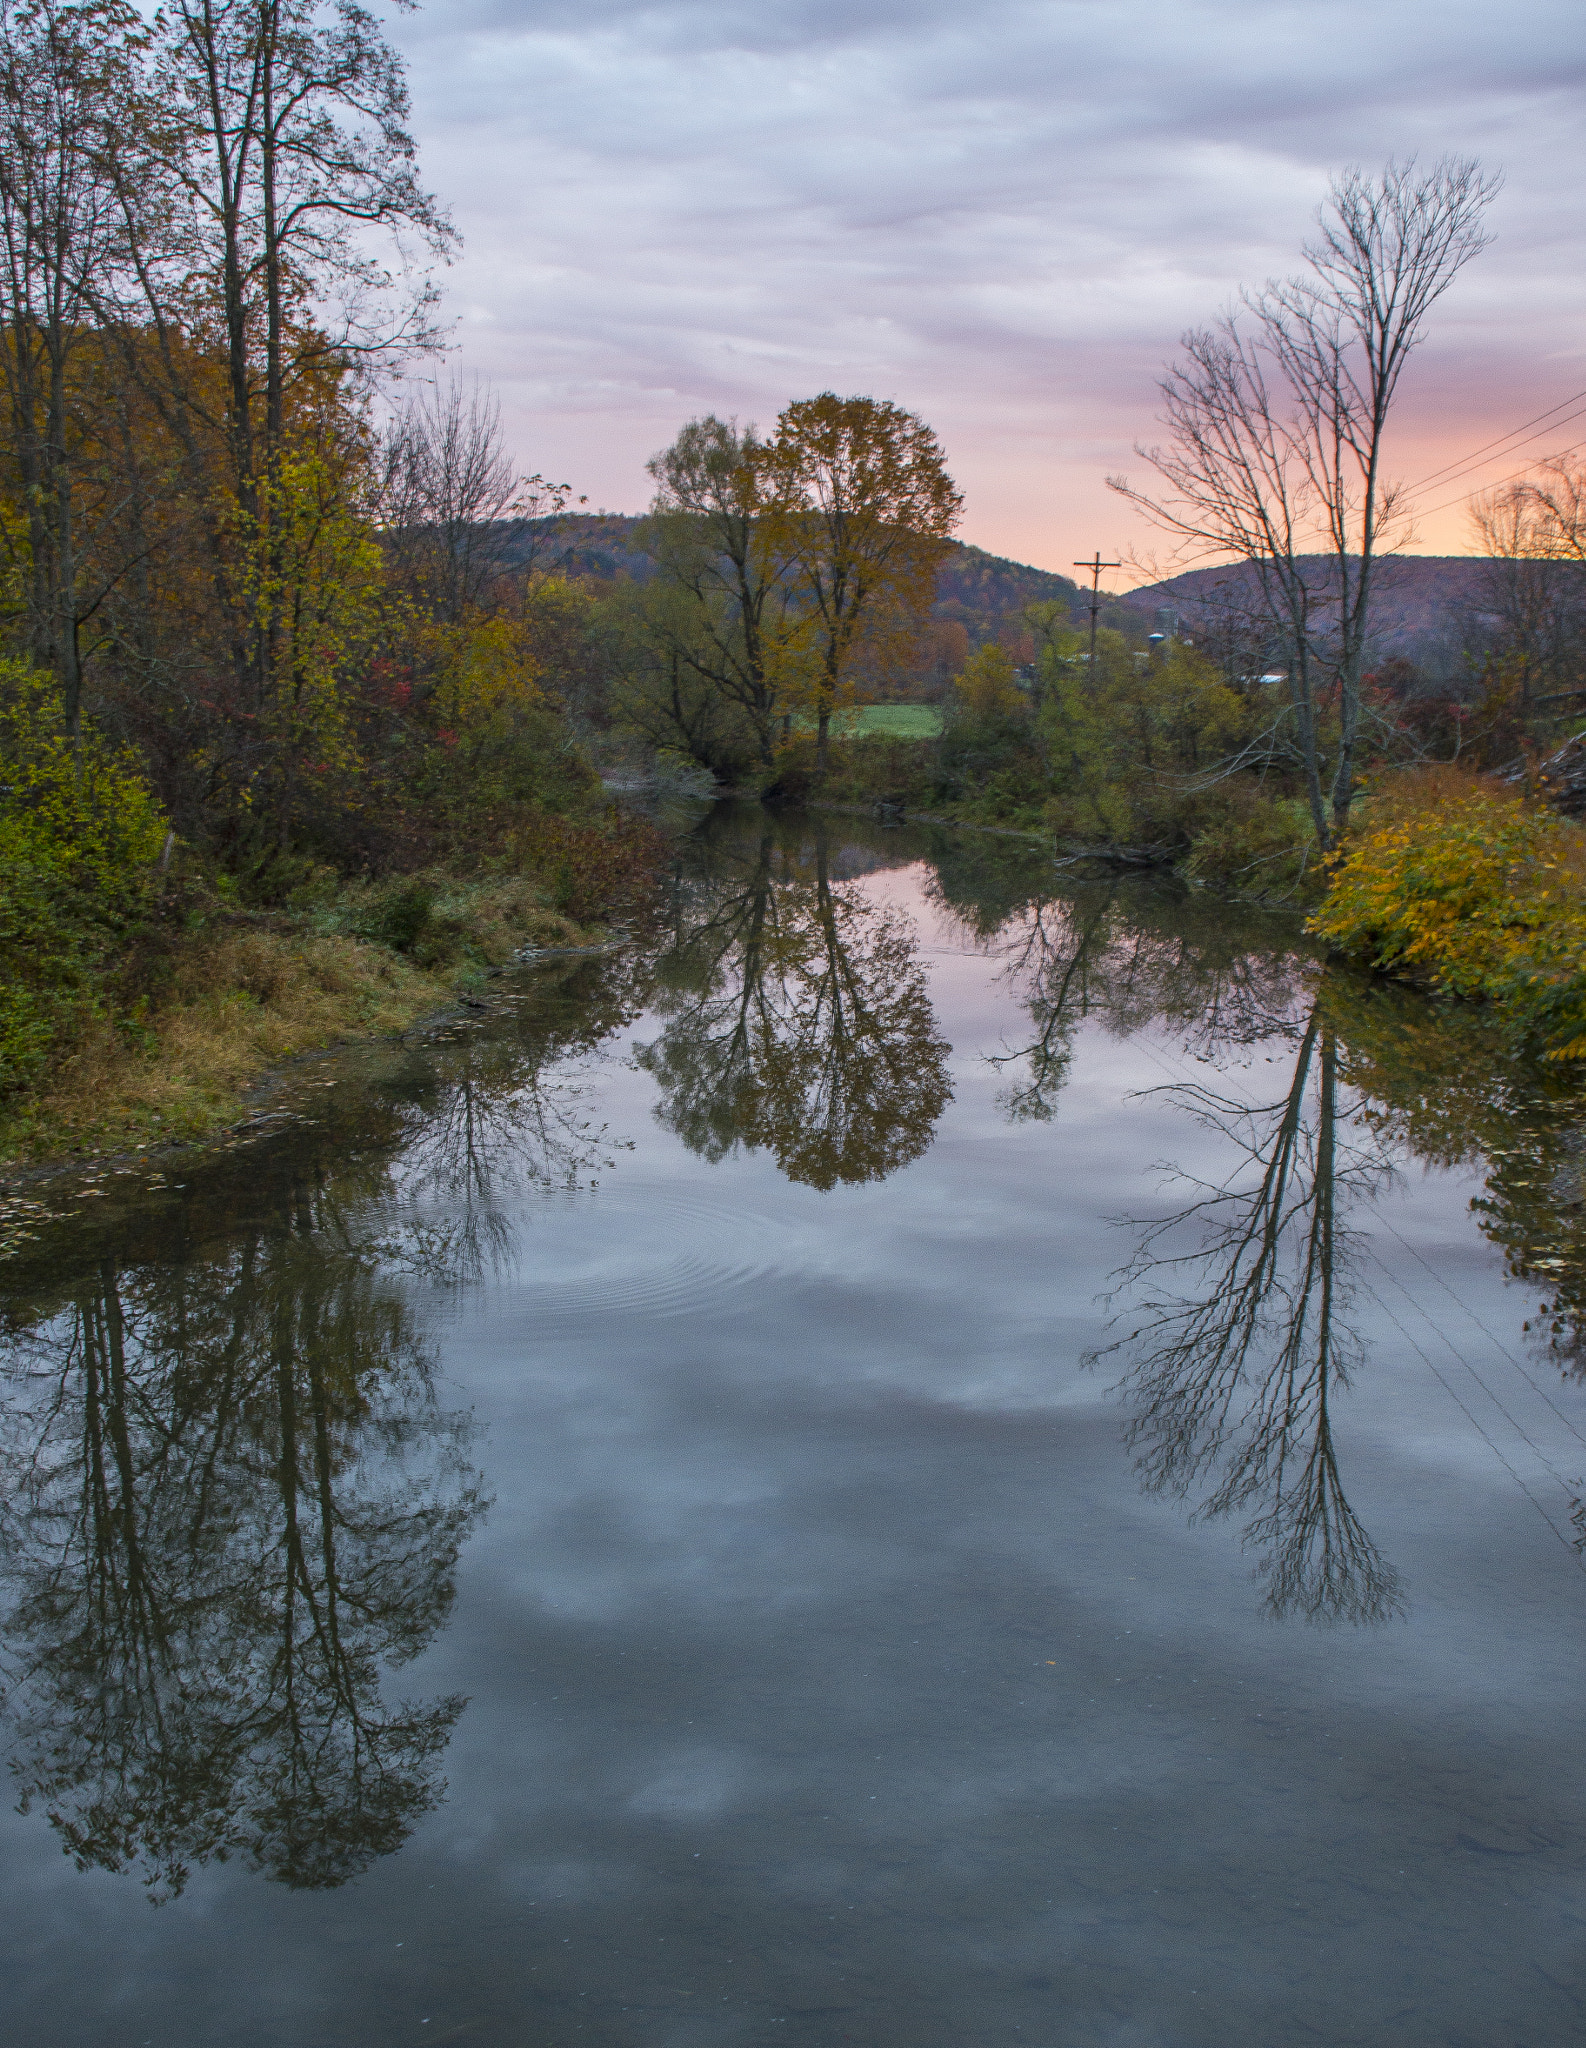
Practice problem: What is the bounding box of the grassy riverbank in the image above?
[0,658,666,1174]
[0,881,603,1172]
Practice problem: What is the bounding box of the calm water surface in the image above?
[3,804,1585,2047]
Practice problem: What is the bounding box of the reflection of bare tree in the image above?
[974,875,1307,1122]
[0,1198,484,1899]
[925,844,1411,1619]
[987,894,1117,1120]
[378,956,647,1281]
[390,1043,609,1279]
[1096,1007,1405,1624]
[637,821,952,1187]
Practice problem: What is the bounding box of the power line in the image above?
[1367,1198,1586,1451]
[1359,1271,1586,1568]
[1407,386,1586,495]
[1409,404,1586,505]
[1413,434,1586,526]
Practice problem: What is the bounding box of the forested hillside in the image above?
[515,516,1082,617]
[1122,555,1533,674]
[508,516,1089,693]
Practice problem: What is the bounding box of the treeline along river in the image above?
[2,802,1584,2046]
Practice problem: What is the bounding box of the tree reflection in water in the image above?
[1324,972,1586,1385]
[937,858,1303,1123]
[0,1218,481,1898]
[637,819,952,1188]
[958,860,1405,1622]
[1096,1006,1405,1625]
[0,957,647,1898]
[380,957,642,1282]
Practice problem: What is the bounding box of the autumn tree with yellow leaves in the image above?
[758,394,961,768]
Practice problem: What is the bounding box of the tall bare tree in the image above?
[1112,158,1497,844]
[149,0,454,466]
[377,376,574,623]
[0,0,144,734]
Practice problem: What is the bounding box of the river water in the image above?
[2,803,1585,2047]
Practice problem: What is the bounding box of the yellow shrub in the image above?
[955,644,1025,719]
[1310,776,1586,1059]
[0,663,167,1092]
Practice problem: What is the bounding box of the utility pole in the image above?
[1073,552,1121,673]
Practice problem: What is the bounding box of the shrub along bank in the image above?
[801,634,1324,895]
[1310,771,1586,1062]
[0,663,662,1169]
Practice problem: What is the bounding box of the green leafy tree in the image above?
[1040,634,1252,846]
[640,415,808,770]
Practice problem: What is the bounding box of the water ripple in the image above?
[512,1187,785,1327]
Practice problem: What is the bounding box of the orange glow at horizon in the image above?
[949,398,1586,586]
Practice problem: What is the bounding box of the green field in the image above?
[794,704,943,739]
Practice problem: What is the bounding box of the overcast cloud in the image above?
[391,0,1586,572]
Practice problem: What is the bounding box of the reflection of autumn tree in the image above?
[1097,1006,1405,1624]
[0,1187,484,1899]
[0,952,653,1899]
[637,822,952,1187]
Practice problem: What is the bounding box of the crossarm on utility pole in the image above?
[1073,553,1121,673]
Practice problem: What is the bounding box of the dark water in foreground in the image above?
[3,803,1586,2047]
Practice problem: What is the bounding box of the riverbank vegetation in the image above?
[0,0,664,1167]
[0,646,661,1162]
[3,44,1580,1175]
[1311,772,1586,1061]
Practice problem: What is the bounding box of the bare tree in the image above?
[377,376,574,623]
[1468,468,1586,718]
[0,0,143,734]
[1112,158,1497,844]
[149,0,455,458]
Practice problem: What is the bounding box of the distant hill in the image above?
[508,516,1082,631]
[1122,555,1506,670]
[933,543,1081,628]
[506,513,657,583]
[505,519,1512,681]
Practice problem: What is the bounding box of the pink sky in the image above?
[393,0,1586,584]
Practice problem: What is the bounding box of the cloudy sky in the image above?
[391,0,1586,579]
